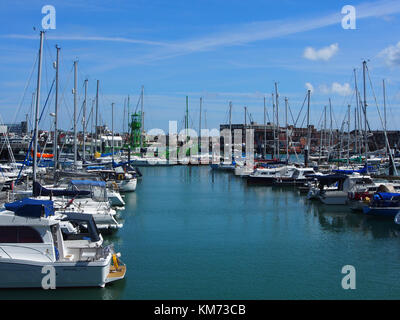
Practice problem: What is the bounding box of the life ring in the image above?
[117,174,124,180]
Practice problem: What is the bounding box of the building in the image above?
[3,121,28,136]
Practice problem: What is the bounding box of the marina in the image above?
[2,165,400,299]
[2,0,400,303]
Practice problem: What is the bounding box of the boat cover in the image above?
[373,192,400,201]
[5,198,55,217]
[61,212,101,242]
[70,180,106,187]
[33,181,90,197]
[306,174,348,186]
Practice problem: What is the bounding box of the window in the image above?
[0,227,17,243]
[0,226,43,243]
[18,227,43,243]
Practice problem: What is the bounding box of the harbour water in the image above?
[2,165,400,299]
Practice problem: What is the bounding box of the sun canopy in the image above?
[61,212,101,243]
[70,180,106,187]
[33,181,90,197]
[307,174,348,186]
[5,198,55,218]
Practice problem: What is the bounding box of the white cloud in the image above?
[318,82,352,96]
[379,41,400,66]
[305,82,314,93]
[303,43,339,61]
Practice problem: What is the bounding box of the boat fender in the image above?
[54,247,59,261]
[112,253,119,270]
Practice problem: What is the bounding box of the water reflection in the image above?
[0,279,127,300]
[307,201,400,239]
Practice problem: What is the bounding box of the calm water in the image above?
[1,165,400,299]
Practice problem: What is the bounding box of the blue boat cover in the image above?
[86,165,105,170]
[333,164,376,175]
[5,198,55,217]
[70,180,106,187]
[373,192,400,201]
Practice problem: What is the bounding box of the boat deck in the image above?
[107,265,127,280]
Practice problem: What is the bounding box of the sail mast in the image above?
[53,45,60,172]
[112,102,115,162]
[275,83,279,159]
[83,79,87,162]
[73,60,78,167]
[272,93,275,159]
[305,89,311,167]
[140,85,144,149]
[285,97,289,162]
[362,60,368,169]
[33,31,44,184]
[199,97,202,153]
[95,80,99,153]
[347,105,351,166]
[263,96,267,159]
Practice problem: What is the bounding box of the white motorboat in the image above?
[234,164,254,177]
[246,166,287,185]
[0,198,126,288]
[32,181,123,230]
[318,173,375,205]
[348,182,400,211]
[273,167,315,186]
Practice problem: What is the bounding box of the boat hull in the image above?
[319,191,348,205]
[0,257,117,288]
[363,206,400,217]
[117,179,137,192]
[246,176,276,185]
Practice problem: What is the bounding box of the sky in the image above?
[1,0,400,134]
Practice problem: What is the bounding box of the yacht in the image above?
[210,163,236,171]
[32,181,123,230]
[0,198,126,288]
[348,183,400,212]
[87,168,137,193]
[246,166,287,185]
[273,167,316,186]
[317,173,375,205]
[234,164,255,177]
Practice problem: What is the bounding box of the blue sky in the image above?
[1,0,400,134]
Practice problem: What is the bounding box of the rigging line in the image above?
[299,109,307,129]
[287,102,296,126]
[366,65,397,174]
[57,63,74,130]
[15,78,55,182]
[264,97,271,124]
[8,51,38,129]
[294,93,308,127]
[83,99,94,132]
[0,54,39,154]
[37,121,54,166]
[133,90,142,114]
